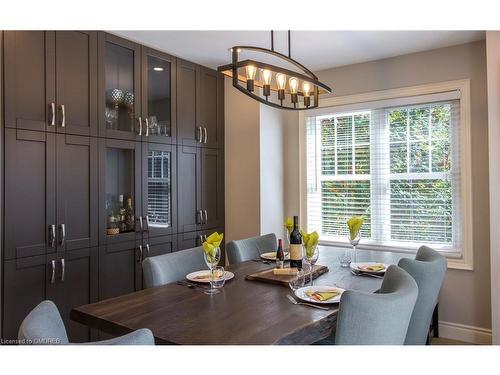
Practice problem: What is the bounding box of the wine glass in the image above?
[303,244,319,286]
[203,247,221,295]
[288,268,305,292]
[349,233,361,265]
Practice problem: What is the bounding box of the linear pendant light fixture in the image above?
[217,31,332,110]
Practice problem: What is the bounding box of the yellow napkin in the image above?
[300,230,319,258]
[347,216,364,241]
[202,232,224,262]
[306,290,341,302]
[359,264,385,272]
[284,217,294,231]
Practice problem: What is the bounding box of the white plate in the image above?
[186,270,235,283]
[350,262,389,274]
[295,286,345,304]
[260,251,290,261]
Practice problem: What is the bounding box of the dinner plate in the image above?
[295,286,345,304]
[350,262,390,274]
[260,251,290,261]
[186,270,235,283]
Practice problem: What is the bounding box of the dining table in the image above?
[71,246,411,345]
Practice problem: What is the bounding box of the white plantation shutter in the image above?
[306,92,462,252]
[147,151,171,228]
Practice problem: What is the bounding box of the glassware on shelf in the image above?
[106,212,119,236]
[118,195,127,233]
[303,244,319,286]
[203,247,221,295]
[122,92,134,114]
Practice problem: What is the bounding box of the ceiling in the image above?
[112,30,485,72]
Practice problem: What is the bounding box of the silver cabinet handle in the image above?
[138,117,143,136]
[203,210,208,224]
[145,117,149,136]
[198,126,203,142]
[198,235,203,246]
[58,224,66,247]
[50,260,56,284]
[49,103,56,126]
[48,224,56,248]
[146,244,150,258]
[196,210,202,225]
[203,127,207,143]
[60,258,65,282]
[138,245,143,262]
[137,216,143,232]
[59,104,65,127]
[203,234,207,242]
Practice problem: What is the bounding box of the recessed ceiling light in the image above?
[153,67,164,71]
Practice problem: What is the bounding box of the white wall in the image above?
[486,31,500,344]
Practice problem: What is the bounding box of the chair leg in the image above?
[432,303,439,338]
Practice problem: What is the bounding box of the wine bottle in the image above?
[289,216,303,268]
[125,197,135,232]
[276,239,284,269]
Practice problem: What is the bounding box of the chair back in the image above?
[335,265,418,345]
[398,245,447,345]
[18,300,69,344]
[226,233,277,264]
[142,246,208,288]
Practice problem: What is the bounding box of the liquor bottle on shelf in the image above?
[125,197,135,232]
[106,212,119,236]
[118,194,127,233]
[289,216,303,268]
[276,239,285,269]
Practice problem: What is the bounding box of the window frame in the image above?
[299,79,473,270]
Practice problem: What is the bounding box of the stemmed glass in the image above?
[203,247,221,295]
[340,233,360,267]
[303,245,319,286]
[349,233,361,264]
[288,268,306,292]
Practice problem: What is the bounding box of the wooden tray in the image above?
[245,265,329,287]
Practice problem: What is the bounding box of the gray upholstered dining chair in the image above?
[18,300,154,345]
[398,245,447,345]
[334,265,418,345]
[142,246,208,288]
[226,233,277,264]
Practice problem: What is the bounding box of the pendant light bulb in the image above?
[261,69,272,98]
[289,77,298,94]
[276,73,286,90]
[303,82,312,107]
[245,65,257,92]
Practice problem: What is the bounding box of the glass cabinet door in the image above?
[142,48,176,143]
[142,143,177,237]
[99,33,141,140]
[99,138,142,244]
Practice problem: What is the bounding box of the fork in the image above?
[175,281,208,290]
[286,294,330,311]
[350,270,384,279]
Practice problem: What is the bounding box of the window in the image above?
[306,95,463,254]
[147,151,171,228]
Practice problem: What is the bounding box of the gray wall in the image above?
[313,41,491,331]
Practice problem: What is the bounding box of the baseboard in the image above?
[439,321,492,344]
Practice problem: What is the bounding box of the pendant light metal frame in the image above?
[217,32,332,110]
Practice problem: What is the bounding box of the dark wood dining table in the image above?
[71,246,410,344]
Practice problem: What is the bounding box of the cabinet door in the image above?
[142,47,176,144]
[55,31,98,136]
[142,142,177,237]
[53,248,98,343]
[2,255,48,340]
[201,148,224,230]
[98,241,141,300]
[177,59,201,146]
[143,235,176,259]
[199,67,223,148]
[176,231,199,252]
[98,32,141,141]
[177,146,201,233]
[98,138,142,245]
[3,31,56,132]
[56,135,98,253]
[4,129,56,260]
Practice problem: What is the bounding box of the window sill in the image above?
[318,239,473,271]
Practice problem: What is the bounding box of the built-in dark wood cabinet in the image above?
[142,47,177,144]
[98,32,142,141]
[2,31,225,341]
[3,31,97,136]
[177,60,224,148]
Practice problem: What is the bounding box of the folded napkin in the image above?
[202,232,224,261]
[347,216,364,241]
[358,264,385,272]
[306,290,341,302]
[300,230,319,257]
